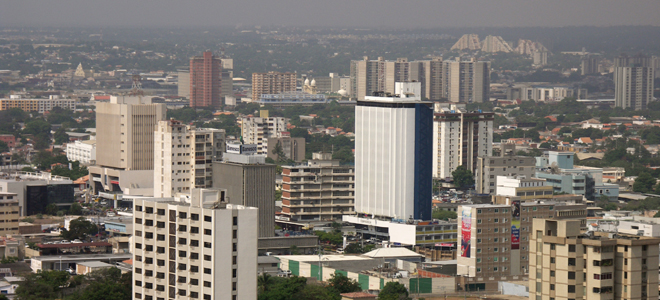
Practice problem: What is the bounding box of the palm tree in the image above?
[257,273,273,293]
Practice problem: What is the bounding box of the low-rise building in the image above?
[475,148,536,195]
[66,140,96,165]
[495,176,553,201]
[0,95,76,113]
[0,192,19,235]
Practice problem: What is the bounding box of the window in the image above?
[145,257,153,264]
[476,219,481,224]
[550,284,555,290]
[146,207,153,213]
[179,250,186,258]
[568,272,575,280]
[178,263,186,271]
[191,240,199,247]
[157,234,165,241]
[233,216,238,225]
[179,212,187,219]
[191,266,198,272]
[204,268,212,274]
[191,214,199,221]
[179,225,187,232]
[568,258,576,266]
[204,281,211,288]
[179,238,187,245]
[190,279,198,285]
[191,253,199,260]
[477,249,481,253]
[178,276,186,283]
[157,221,165,228]
[136,205,143,212]
[550,271,555,277]
[204,255,212,261]
[157,259,165,267]
[568,285,575,293]
[204,216,212,222]
[550,243,555,250]
[145,245,153,251]
[204,229,212,235]
[550,257,555,264]
[190,226,199,234]
[569,245,576,252]
[190,292,199,298]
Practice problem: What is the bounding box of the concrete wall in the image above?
[498,281,529,297]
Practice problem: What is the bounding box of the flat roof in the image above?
[37,242,112,249]
[32,253,132,262]
[77,261,114,268]
[363,247,423,258]
[275,254,373,262]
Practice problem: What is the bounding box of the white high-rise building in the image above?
[433,103,493,180]
[154,120,225,198]
[240,112,288,155]
[353,82,433,220]
[132,188,258,300]
[614,54,654,110]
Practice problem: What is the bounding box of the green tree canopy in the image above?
[432,210,457,221]
[61,217,98,240]
[633,172,656,193]
[378,282,410,300]
[327,273,361,294]
[451,165,474,189]
[15,270,70,300]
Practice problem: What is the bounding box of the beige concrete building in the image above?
[530,219,660,300]
[457,201,587,291]
[442,58,490,103]
[433,103,493,180]
[495,176,553,200]
[132,189,258,300]
[154,120,225,198]
[0,96,76,113]
[349,56,444,101]
[282,153,355,224]
[241,113,289,156]
[266,136,305,162]
[614,54,654,110]
[90,95,166,195]
[0,192,19,236]
[212,153,276,237]
[251,71,296,100]
[475,150,537,194]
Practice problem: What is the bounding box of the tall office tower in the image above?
[281,153,355,224]
[530,219,660,300]
[154,120,226,198]
[354,82,432,220]
[90,96,166,195]
[212,148,276,237]
[614,54,654,110]
[581,55,599,75]
[442,58,490,103]
[251,71,297,100]
[475,144,536,195]
[220,58,234,99]
[241,112,289,155]
[177,69,190,99]
[132,189,258,300]
[433,103,493,180]
[457,201,587,291]
[190,51,222,108]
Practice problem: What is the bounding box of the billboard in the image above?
[226,143,258,154]
[511,200,521,250]
[460,207,472,257]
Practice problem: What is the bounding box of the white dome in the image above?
[310,79,316,86]
[304,78,310,86]
[338,88,347,96]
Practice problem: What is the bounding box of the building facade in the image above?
[614,54,654,110]
[266,136,305,162]
[212,152,276,237]
[0,96,76,113]
[475,151,536,195]
[154,120,225,198]
[442,58,490,103]
[90,96,166,195]
[240,114,288,156]
[433,103,493,180]
[177,70,190,99]
[190,51,222,108]
[354,82,432,220]
[457,201,587,291]
[281,153,354,224]
[0,193,19,235]
[132,189,258,300]
[66,140,96,165]
[530,219,660,300]
[251,72,296,100]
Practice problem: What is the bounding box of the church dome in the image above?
[338,88,347,96]
[310,79,316,86]
[304,78,310,86]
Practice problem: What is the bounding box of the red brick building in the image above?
[0,134,16,148]
[189,51,222,108]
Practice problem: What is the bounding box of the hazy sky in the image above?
[2,0,660,28]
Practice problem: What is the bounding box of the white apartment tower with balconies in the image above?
[132,189,258,300]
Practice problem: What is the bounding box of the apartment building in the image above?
[442,58,490,103]
[614,54,654,110]
[0,95,76,113]
[281,153,355,224]
[0,193,19,235]
[89,95,166,195]
[240,112,288,155]
[495,176,553,200]
[132,189,258,300]
[433,103,493,180]
[475,146,536,194]
[251,71,297,100]
[530,219,660,300]
[266,135,305,162]
[154,120,225,198]
[66,140,96,165]
[349,56,443,101]
[189,51,222,108]
[457,201,587,291]
[212,150,276,237]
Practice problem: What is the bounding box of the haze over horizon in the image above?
[2,0,660,29]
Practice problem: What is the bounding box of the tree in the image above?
[44,203,59,215]
[327,273,361,294]
[53,128,69,145]
[633,172,656,193]
[61,217,98,240]
[451,165,474,189]
[258,276,307,300]
[432,210,457,221]
[378,282,410,300]
[293,284,339,300]
[68,268,131,300]
[69,203,83,215]
[272,141,286,162]
[258,273,275,293]
[15,270,70,300]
